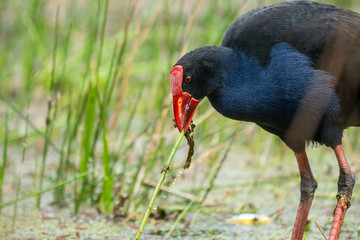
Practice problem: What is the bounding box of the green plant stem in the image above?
[135,130,185,240]
[76,84,96,213]
[12,98,31,228]
[96,89,112,214]
[0,107,9,204]
[95,0,109,82]
[166,198,197,238]
[37,6,60,208]
[53,20,71,203]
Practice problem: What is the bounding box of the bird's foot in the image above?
[328,193,351,240]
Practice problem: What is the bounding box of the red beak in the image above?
[170,66,200,132]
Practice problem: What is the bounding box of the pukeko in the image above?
[170,1,359,240]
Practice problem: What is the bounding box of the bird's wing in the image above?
[221,1,360,126]
[221,1,360,67]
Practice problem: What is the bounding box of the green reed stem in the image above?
[0,108,9,205]
[37,6,59,208]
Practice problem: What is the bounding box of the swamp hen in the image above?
[170,1,360,239]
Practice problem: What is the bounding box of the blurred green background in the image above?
[0,0,360,239]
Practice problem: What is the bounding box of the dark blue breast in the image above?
[208,42,342,150]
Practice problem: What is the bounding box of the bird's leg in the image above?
[328,145,355,240]
[291,151,318,240]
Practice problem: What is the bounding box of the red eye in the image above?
[185,76,191,83]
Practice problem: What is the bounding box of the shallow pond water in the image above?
[1,148,359,239]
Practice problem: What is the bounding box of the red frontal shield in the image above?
[170,66,200,132]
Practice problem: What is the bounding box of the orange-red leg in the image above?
[291,151,318,240]
[328,145,355,240]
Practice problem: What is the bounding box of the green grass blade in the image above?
[0,108,9,205]
[75,84,97,213]
[12,98,31,228]
[54,21,73,205]
[37,6,60,208]
[95,0,109,82]
[96,89,112,214]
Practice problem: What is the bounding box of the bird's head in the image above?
[170,46,225,132]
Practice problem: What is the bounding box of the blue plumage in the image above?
[195,43,342,151]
